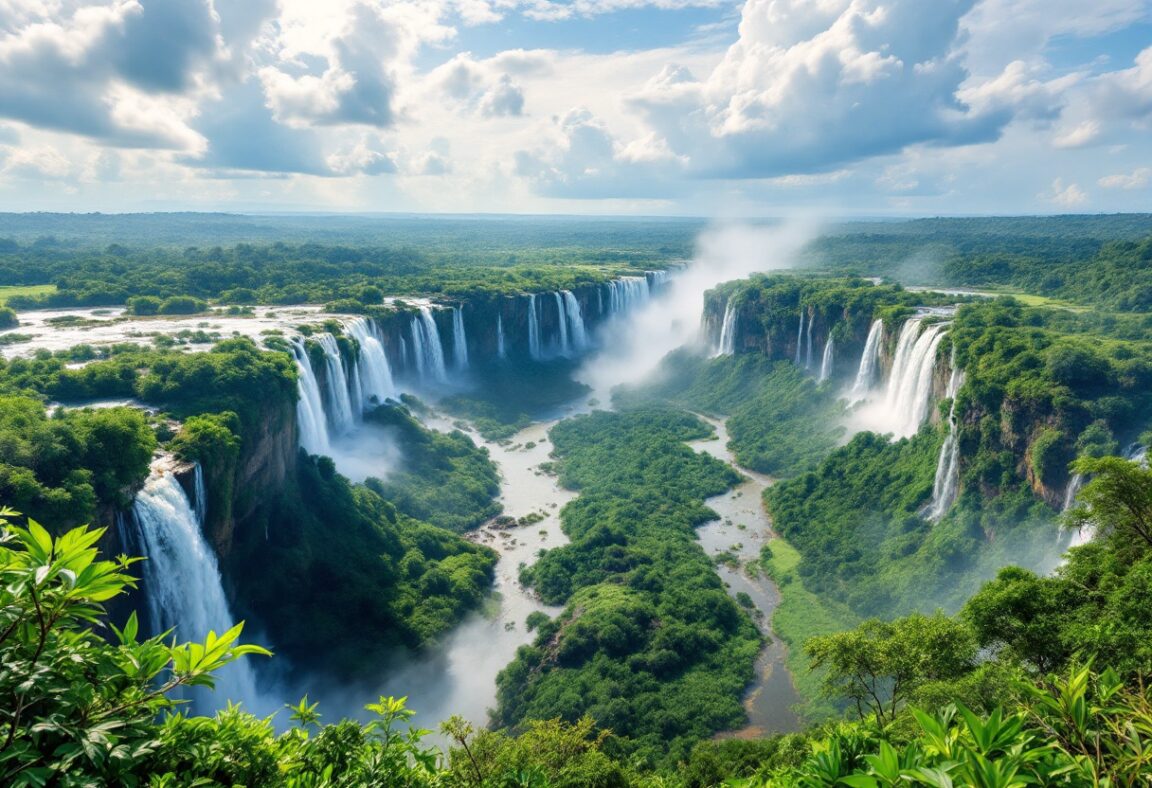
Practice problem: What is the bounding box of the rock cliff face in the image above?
[373,278,650,374]
[702,289,886,382]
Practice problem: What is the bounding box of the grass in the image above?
[976,287,1092,313]
[762,536,859,719]
[0,285,56,306]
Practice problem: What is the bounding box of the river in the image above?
[689,415,802,737]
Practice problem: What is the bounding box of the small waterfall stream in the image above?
[291,338,331,456]
[316,334,355,434]
[805,309,814,369]
[496,314,506,359]
[128,461,261,714]
[553,292,570,356]
[411,306,448,383]
[452,308,469,371]
[849,319,884,402]
[818,337,834,382]
[346,318,395,409]
[794,309,805,366]
[562,290,588,352]
[715,299,738,357]
[527,295,541,360]
[926,354,965,521]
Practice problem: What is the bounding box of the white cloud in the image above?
[624,0,1007,179]
[1098,167,1151,189]
[431,53,527,117]
[479,75,525,117]
[1042,177,1088,207]
[1053,120,1101,149]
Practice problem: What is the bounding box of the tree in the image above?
[806,612,977,727]
[962,566,1077,673]
[1068,455,1152,554]
[0,509,270,784]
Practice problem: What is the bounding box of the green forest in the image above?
[2,214,1152,786]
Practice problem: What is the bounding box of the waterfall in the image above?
[849,319,885,401]
[316,334,355,434]
[527,294,541,360]
[562,290,588,351]
[496,314,506,359]
[606,277,650,315]
[290,339,331,456]
[129,461,261,714]
[554,292,570,356]
[345,317,394,408]
[192,463,207,525]
[452,307,469,370]
[926,356,965,522]
[805,309,814,369]
[715,299,738,357]
[794,309,805,366]
[1062,473,1085,513]
[410,306,448,383]
[1128,444,1148,467]
[818,338,834,382]
[882,317,947,438]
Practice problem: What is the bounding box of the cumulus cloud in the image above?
[327,137,399,176]
[959,60,1078,125]
[258,3,410,128]
[479,75,525,117]
[0,0,275,151]
[621,0,1010,179]
[515,107,682,197]
[1098,168,1151,190]
[188,81,331,175]
[1053,121,1101,149]
[431,54,527,117]
[1042,177,1088,207]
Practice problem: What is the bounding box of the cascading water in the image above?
[553,292,570,356]
[881,317,947,438]
[818,338,834,382]
[926,355,965,522]
[1063,474,1085,513]
[849,319,884,402]
[129,460,261,714]
[561,291,588,351]
[805,309,814,369]
[496,314,506,359]
[527,295,541,360]
[290,338,331,456]
[605,277,650,315]
[345,317,395,408]
[410,306,448,384]
[452,307,469,370]
[715,299,738,357]
[316,334,355,434]
[794,309,805,366]
[192,463,207,525]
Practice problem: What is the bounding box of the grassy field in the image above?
[0,284,55,306]
[762,537,858,719]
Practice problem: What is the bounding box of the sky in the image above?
[0,0,1149,216]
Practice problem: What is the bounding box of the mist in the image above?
[326,423,403,483]
[577,219,821,399]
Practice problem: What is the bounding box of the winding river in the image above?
[689,415,802,737]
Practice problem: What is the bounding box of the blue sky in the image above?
[0,0,1148,216]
